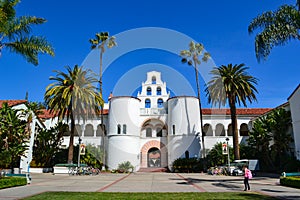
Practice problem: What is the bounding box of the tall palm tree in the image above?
[0,0,54,65]
[205,64,258,160]
[180,41,210,158]
[248,1,300,61]
[44,65,103,163]
[89,32,116,168]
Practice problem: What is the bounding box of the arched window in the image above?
[145,99,151,108]
[152,76,156,84]
[185,151,190,159]
[215,123,225,136]
[203,124,213,136]
[84,124,94,137]
[75,124,82,137]
[240,123,249,136]
[156,127,162,137]
[146,128,152,137]
[96,124,105,136]
[117,124,121,134]
[147,87,152,95]
[157,99,163,108]
[63,125,71,136]
[123,124,127,134]
[227,124,233,136]
[156,87,161,95]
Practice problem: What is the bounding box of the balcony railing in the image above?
[140,108,167,115]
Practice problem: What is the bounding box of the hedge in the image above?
[0,177,27,189]
[280,176,300,189]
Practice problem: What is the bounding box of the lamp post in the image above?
[226,137,230,174]
[78,137,82,169]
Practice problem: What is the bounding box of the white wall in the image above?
[289,86,300,160]
[107,135,140,171]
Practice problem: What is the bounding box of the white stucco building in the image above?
[4,75,299,173]
[42,71,270,171]
[288,84,300,160]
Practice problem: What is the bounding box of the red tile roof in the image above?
[0,100,27,108]
[38,109,56,119]
[202,108,272,116]
[39,109,109,119]
[0,100,271,118]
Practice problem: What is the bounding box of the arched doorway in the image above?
[140,140,167,168]
[148,147,161,167]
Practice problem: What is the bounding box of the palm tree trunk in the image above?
[193,59,205,159]
[229,97,240,160]
[100,49,106,169]
[68,112,75,164]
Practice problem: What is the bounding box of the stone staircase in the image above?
[138,167,168,172]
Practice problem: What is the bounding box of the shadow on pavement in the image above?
[261,188,285,193]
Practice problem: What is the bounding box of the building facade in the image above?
[4,75,299,173]
[47,71,270,171]
[288,84,300,160]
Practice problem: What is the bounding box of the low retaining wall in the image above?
[53,167,69,174]
[22,168,53,173]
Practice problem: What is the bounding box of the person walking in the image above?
[243,165,252,191]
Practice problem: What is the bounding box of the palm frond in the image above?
[5,36,54,65]
[45,65,103,123]
[248,5,300,61]
[205,64,258,108]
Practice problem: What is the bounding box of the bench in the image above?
[5,173,26,177]
[281,172,300,177]
[53,163,87,174]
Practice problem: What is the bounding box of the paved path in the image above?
[0,173,299,199]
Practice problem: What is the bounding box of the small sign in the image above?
[80,144,86,155]
[222,143,228,155]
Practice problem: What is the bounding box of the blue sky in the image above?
[0,0,299,108]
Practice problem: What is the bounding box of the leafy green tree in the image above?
[0,0,54,65]
[269,108,293,167]
[248,108,294,171]
[0,102,28,173]
[89,32,116,168]
[80,146,102,169]
[206,142,233,167]
[247,117,274,170]
[205,64,258,160]
[180,41,210,158]
[248,1,300,61]
[32,122,67,167]
[44,65,103,163]
[85,144,102,163]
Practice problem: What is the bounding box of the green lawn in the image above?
[23,192,276,200]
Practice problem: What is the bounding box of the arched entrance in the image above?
[140,140,167,168]
[148,147,161,167]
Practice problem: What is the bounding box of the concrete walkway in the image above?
[0,173,299,199]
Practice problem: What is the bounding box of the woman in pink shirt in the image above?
[243,165,252,191]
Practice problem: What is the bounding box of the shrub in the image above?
[172,158,202,173]
[280,177,300,189]
[0,177,27,189]
[117,161,134,173]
